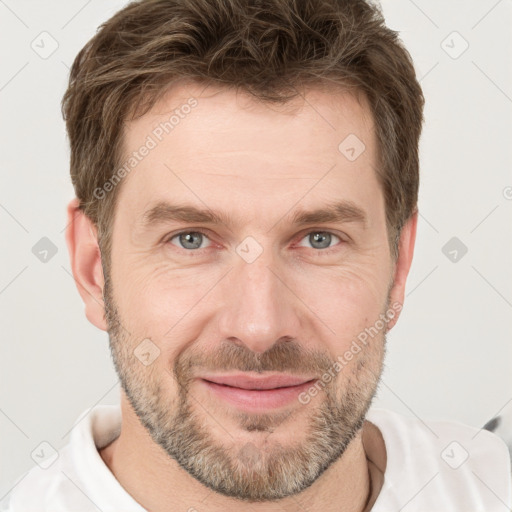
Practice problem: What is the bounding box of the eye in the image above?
[168,230,211,250]
[166,229,344,252]
[297,231,342,250]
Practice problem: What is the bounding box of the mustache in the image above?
[174,338,335,381]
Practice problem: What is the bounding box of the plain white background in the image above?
[1,0,511,498]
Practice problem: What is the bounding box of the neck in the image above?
[100,396,373,512]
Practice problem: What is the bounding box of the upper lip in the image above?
[199,373,316,390]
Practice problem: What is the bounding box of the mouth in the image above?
[197,373,317,411]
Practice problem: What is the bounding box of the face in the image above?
[102,82,397,501]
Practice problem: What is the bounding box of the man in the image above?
[2,0,510,510]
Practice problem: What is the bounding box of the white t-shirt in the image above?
[1,405,510,511]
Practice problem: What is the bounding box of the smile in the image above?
[197,374,317,411]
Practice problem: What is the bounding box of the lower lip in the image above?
[199,379,316,412]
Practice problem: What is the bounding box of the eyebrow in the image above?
[139,200,368,229]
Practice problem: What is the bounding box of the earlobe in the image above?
[386,210,418,331]
[65,198,108,331]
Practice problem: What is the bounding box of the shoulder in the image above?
[0,443,85,511]
[1,405,124,512]
[366,408,512,511]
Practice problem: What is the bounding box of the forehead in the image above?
[126,80,375,152]
[116,81,382,228]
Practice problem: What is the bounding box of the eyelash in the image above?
[164,229,346,254]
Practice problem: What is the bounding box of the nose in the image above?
[215,251,303,354]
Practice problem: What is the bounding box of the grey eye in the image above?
[170,231,209,250]
[300,231,340,250]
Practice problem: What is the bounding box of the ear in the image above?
[386,210,418,331]
[65,198,107,331]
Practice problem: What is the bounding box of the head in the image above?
[64,0,423,502]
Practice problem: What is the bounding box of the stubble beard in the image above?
[102,274,386,501]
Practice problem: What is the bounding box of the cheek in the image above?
[293,261,390,346]
[111,258,222,341]
[111,238,391,355]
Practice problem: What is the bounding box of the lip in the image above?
[197,373,317,411]
[199,373,315,390]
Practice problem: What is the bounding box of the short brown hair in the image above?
[62,0,424,267]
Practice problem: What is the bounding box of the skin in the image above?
[66,81,417,512]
